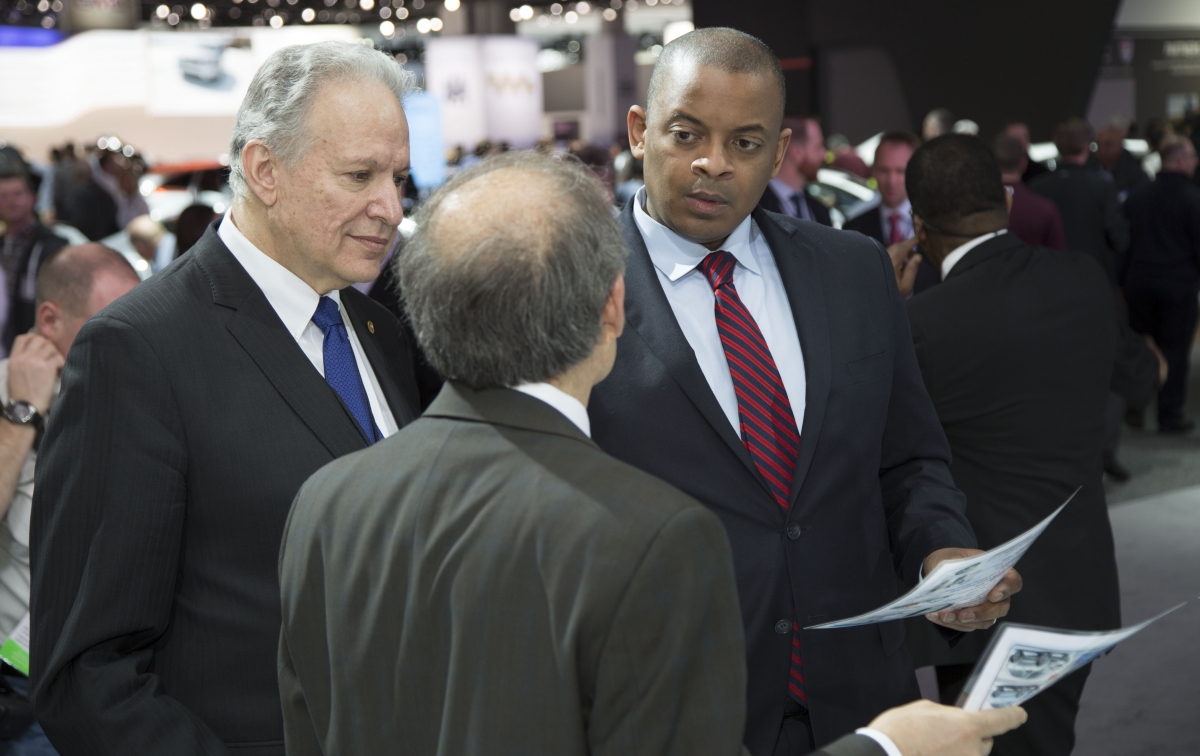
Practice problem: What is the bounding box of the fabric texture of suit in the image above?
[903,233,1121,755]
[590,203,976,754]
[278,382,884,756]
[29,227,421,755]
[1005,182,1066,251]
[1028,164,1129,284]
[842,209,940,295]
[758,185,833,227]
[1,221,67,353]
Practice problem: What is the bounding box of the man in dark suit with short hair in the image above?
[899,134,1121,756]
[590,28,1021,756]
[992,133,1066,250]
[758,116,833,226]
[29,42,422,755]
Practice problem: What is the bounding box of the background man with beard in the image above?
[589,27,1022,756]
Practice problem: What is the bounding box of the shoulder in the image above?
[763,209,889,272]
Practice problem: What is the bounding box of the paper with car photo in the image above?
[806,489,1078,630]
[956,604,1184,712]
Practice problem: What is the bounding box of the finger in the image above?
[10,334,31,356]
[980,738,994,756]
[972,706,1028,738]
[988,570,1023,602]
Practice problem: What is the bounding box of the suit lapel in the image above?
[341,289,417,428]
[193,230,368,458]
[618,205,764,488]
[752,209,832,507]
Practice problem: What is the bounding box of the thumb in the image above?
[971,706,1028,738]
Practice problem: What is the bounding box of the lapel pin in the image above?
[367,320,375,334]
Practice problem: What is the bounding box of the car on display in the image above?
[140,159,232,223]
[809,167,879,229]
[179,44,226,84]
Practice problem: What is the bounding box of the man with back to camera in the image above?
[991,133,1066,250]
[757,116,832,226]
[29,42,423,755]
[0,243,140,750]
[588,28,1023,756]
[844,131,939,295]
[1122,135,1200,433]
[277,150,1027,756]
[898,134,1121,756]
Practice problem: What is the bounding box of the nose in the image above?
[369,179,404,227]
[692,141,734,179]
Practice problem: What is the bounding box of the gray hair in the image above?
[228,41,415,198]
[397,152,627,389]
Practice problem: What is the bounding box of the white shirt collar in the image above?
[632,186,761,282]
[513,382,591,437]
[218,213,333,338]
[881,198,911,218]
[940,230,1007,279]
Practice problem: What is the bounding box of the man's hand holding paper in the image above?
[922,548,1023,632]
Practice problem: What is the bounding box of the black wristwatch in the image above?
[2,400,43,435]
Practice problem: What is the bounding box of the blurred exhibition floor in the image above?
[1074,348,1200,755]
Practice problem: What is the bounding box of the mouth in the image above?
[350,234,391,254]
[684,192,731,216]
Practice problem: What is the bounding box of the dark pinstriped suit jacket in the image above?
[277,383,884,756]
[29,227,421,755]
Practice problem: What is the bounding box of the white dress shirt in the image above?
[218,215,398,438]
[855,728,904,756]
[514,382,591,437]
[767,178,811,220]
[879,199,913,242]
[940,230,1007,279]
[633,187,807,436]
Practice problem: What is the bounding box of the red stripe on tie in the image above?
[699,250,806,706]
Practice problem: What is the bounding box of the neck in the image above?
[545,354,606,408]
[774,161,805,191]
[232,197,336,295]
[882,197,907,211]
[5,215,35,236]
[1000,172,1022,184]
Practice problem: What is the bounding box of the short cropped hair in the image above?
[229,41,416,198]
[36,243,138,316]
[0,165,37,195]
[875,130,921,161]
[993,133,1027,174]
[1053,117,1093,158]
[397,152,627,389]
[907,134,1007,231]
[647,27,786,120]
[1159,134,1193,165]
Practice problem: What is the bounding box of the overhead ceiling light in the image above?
[429,15,443,30]
[576,1,590,12]
[415,16,430,32]
[380,19,394,34]
[301,7,314,20]
[564,10,577,22]
[269,12,283,24]
[444,0,459,10]
[518,4,533,19]
[190,2,206,18]
[360,0,374,11]
[508,7,520,20]
[601,7,615,19]
[155,4,169,17]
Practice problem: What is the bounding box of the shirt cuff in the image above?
[855,728,904,756]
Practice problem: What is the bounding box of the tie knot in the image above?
[699,250,737,291]
[311,296,343,333]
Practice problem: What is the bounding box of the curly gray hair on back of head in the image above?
[228,41,416,198]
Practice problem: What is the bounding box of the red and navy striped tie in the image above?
[699,250,807,705]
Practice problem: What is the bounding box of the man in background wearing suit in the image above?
[30,42,422,755]
[1122,135,1200,433]
[901,134,1121,756]
[844,131,939,295]
[1029,118,1129,285]
[278,150,1027,756]
[992,133,1066,250]
[589,28,1021,756]
[0,165,68,357]
[757,116,832,226]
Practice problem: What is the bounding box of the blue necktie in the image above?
[311,296,380,444]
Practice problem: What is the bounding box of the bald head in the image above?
[398,151,627,389]
[35,243,140,357]
[647,27,785,123]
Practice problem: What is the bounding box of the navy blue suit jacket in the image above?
[589,204,975,753]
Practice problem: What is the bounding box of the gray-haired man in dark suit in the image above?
[277,152,1026,756]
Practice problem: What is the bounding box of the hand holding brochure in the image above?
[806,489,1077,630]
[957,604,1184,711]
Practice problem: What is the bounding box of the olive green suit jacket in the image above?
[277,382,884,756]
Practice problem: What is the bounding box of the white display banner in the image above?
[424,37,487,154]
[480,36,542,148]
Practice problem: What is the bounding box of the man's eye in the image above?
[736,139,761,151]
[350,172,369,182]
[672,131,696,143]
[393,175,407,187]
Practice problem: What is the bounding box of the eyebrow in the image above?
[669,111,769,135]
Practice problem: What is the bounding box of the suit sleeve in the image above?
[873,242,976,585]
[29,316,229,755]
[588,505,747,756]
[278,624,322,756]
[816,735,888,756]
[1045,204,1067,251]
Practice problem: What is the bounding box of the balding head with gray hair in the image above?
[228,41,415,199]
[397,152,627,389]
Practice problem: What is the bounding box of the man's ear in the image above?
[628,106,648,160]
[241,141,281,208]
[772,128,793,180]
[603,273,625,341]
[35,301,63,342]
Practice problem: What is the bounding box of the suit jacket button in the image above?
[786,522,802,540]
[775,619,792,635]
